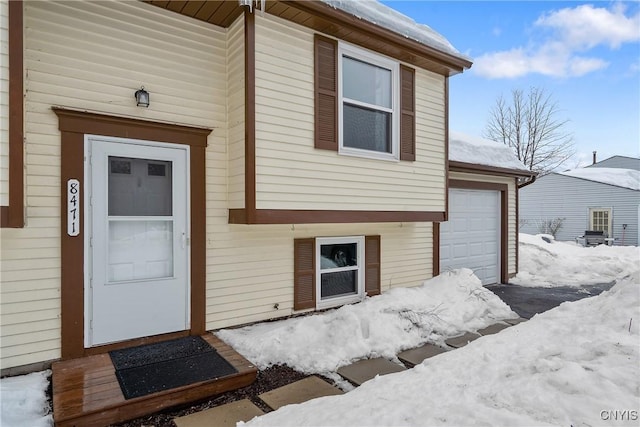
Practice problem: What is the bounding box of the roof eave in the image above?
[283,0,473,76]
[449,160,536,178]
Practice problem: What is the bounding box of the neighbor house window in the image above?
[316,236,365,309]
[338,44,399,161]
[589,208,612,237]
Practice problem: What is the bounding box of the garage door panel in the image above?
[440,189,500,285]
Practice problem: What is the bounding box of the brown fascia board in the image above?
[282,0,473,76]
[449,160,536,179]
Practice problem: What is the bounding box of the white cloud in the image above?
[535,3,640,49]
[473,3,638,79]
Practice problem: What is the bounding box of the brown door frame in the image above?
[54,108,211,359]
[433,180,509,284]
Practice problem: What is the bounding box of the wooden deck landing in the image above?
[52,334,257,427]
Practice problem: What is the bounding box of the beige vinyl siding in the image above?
[0,0,226,370]
[227,17,244,209]
[449,171,518,276]
[253,14,445,212]
[0,0,8,205]
[206,222,433,330]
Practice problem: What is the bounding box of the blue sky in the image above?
[382,1,640,168]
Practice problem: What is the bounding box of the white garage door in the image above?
[440,189,500,285]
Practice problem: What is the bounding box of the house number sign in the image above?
[67,179,80,236]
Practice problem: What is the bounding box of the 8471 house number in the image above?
[67,179,80,236]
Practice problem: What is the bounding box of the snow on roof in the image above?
[322,0,470,62]
[449,131,530,172]
[558,168,640,191]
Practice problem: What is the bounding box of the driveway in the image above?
[486,282,616,319]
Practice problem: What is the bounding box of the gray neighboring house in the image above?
[519,156,640,246]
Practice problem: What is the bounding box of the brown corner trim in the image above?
[448,179,509,283]
[55,109,210,359]
[244,10,257,222]
[2,0,25,228]
[443,76,449,222]
[449,161,534,178]
[432,222,440,277]
[229,208,445,224]
[515,177,520,276]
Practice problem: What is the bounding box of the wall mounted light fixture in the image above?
[134,86,149,107]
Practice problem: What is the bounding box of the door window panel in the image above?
[108,157,172,216]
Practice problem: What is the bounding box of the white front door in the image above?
[86,137,190,346]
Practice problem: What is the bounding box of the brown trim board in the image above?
[229,209,445,224]
[54,108,211,359]
[432,222,440,277]
[2,0,25,228]
[437,180,509,284]
[443,76,449,222]
[515,176,519,277]
[449,161,534,178]
[244,9,256,222]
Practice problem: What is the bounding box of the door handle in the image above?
[181,232,186,249]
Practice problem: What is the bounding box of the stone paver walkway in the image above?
[173,318,528,426]
[173,399,264,427]
[258,375,343,410]
[337,357,406,386]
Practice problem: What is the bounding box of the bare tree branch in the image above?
[483,87,574,175]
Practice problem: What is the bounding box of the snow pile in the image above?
[322,0,469,61]
[241,277,640,427]
[218,269,516,374]
[514,234,640,287]
[558,167,640,191]
[0,370,52,427]
[449,131,530,172]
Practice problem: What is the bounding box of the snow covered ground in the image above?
[0,371,52,427]
[2,234,638,427]
[513,233,640,287]
[242,275,639,427]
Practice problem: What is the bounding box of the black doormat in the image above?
[110,336,238,400]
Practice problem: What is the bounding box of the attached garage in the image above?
[434,131,537,286]
[440,188,500,285]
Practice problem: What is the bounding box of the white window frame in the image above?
[315,236,365,309]
[338,43,400,162]
[589,207,612,237]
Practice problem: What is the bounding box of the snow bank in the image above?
[241,277,640,427]
[0,370,52,427]
[514,234,640,287]
[217,269,516,374]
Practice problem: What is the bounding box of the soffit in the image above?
[145,0,472,76]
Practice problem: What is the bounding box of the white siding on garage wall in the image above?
[206,222,434,330]
[252,14,446,212]
[0,0,9,206]
[448,171,518,277]
[0,0,226,370]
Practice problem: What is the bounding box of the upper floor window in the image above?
[338,44,399,161]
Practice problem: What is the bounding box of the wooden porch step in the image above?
[52,334,257,427]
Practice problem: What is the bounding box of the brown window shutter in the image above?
[364,235,381,296]
[400,65,416,161]
[294,238,316,310]
[314,34,338,151]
